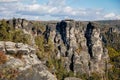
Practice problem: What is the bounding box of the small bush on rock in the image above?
[0,51,7,64]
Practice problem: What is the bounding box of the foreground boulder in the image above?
[0,41,36,54]
[0,54,57,80]
[0,41,57,80]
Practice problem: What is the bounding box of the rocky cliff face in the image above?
[45,20,110,75]
[0,41,57,80]
[1,18,120,80]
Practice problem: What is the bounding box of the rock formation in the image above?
[1,18,120,80]
[64,77,81,80]
[0,41,36,54]
[45,20,110,75]
[0,41,57,80]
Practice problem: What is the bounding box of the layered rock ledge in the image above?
[0,41,57,80]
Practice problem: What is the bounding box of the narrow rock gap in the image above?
[85,22,94,58]
[69,54,74,71]
[56,21,70,50]
[44,25,51,43]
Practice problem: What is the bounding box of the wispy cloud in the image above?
[47,0,66,6]
[0,0,19,2]
[0,0,119,20]
[104,13,120,20]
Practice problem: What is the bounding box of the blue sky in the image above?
[0,0,120,21]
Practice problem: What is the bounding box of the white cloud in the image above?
[104,13,115,18]
[104,13,120,20]
[28,4,40,11]
[116,15,120,19]
[0,0,119,20]
[0,0,19,2]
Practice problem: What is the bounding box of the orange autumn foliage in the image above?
[0,51,7,64]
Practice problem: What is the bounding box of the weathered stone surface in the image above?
[5,57,24,68]
[1,18,115,80]
[17,46,30,54]
[64,77,81,80]
[0,40,57,80]
[44,20,110,75]
[5,41,16,53]
[0,41,36,54]
[73,51,90,74]
[16,43,23,48]
[16,64,57,80]
[0,41,5,52]
[1,52,57,80]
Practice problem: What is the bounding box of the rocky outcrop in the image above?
[45,20,110,75]
[16,64,57,80]
[0,54,57,80]
[101,26,120,50]
[0,41,57,80]
[0,41,36,54]
[1,18,118,79]
[84,22,109,73]
[64,77,81,80]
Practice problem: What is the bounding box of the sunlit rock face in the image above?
[0,41,36,54]
[44,20,109,75]
[1,18,116,80]
[0,41,57,80]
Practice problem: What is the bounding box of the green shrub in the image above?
[107,47,120,80]
[0,19,12,41]
[33,22,46,32]
[88,73,101,80]
[46,57,68,80]
[107,47,120,59]
[35,36,44,52]
[12,29,31,44]
[35,36,55,59]
[44,38,54,53]
[0,19,31,44]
